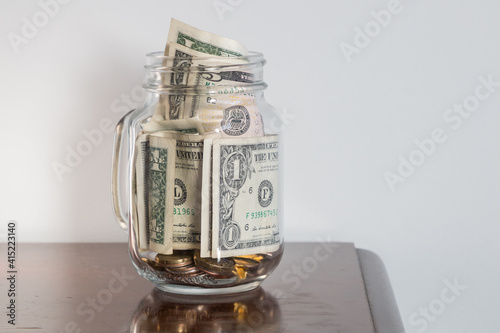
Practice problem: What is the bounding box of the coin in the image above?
[193,250,236,276]
[141,257,163,271]
[232,264,248,280]
[155,251,194,267]
[233,257,260,270]
[166,263,201,276]
[141,257,154,265]
[233,254,265,262]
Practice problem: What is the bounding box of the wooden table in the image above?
[0,243,404,332]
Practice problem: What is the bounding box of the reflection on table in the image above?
[129,287,280,332]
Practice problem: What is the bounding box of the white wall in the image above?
[1,1,499,332]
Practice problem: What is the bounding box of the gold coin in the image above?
[141,258,153,266]
[141,257,162,270]
[193,250,235,276]
[233,254,265,262]
[232,264,248,280]
[141,257,153,265]
[233,257,260,269]
[155,251,193,266]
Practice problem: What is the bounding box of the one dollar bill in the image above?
[200,138,214,257]
[167,18,248,57]
[149,132,221,250]
[133,133,150,252]
[148,18,254,133]
[144,42,263,137]
[147,135,176,255]
[211,135,280,258]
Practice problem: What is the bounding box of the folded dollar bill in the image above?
[143,19,264,136]
[149,131,222,250]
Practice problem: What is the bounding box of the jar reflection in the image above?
[130,287,280,332]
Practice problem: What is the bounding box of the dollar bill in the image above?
[147,135,176,255]
[200,138,214,257]
[144,99,265,138]
[149,19,256,134]
[171,134,204,249]
[150,132,221,250]
[145,42,263,136]
[211,135,280,258]
[133,133,150,252]
[167,18,248,57]
[168,42,254,119]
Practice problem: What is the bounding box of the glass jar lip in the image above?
[142,50,268,93]
[146,50,264,62]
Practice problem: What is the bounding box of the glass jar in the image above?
[112,51,283,295]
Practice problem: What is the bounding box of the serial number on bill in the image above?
[246,209,278,219]
[173,208,195,216]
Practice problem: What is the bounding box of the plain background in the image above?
[1,1,499,332]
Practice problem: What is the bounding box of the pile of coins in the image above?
[155,251,201,276]
[142,250,277,287]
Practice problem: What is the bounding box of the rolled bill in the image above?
[144,42,263,137]
[149,19,257,135]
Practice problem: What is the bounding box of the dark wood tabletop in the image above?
[0,242,404,333]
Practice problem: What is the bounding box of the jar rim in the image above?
[145,50,264,61]
[142,50,267,93]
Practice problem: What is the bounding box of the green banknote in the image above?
[211,135,280,258]
[145,42,263,137]
[134,133,150,252]
[167,18,248,57]
[200,138,214,258]
[149,132,222,250]
[148,19,262,136]
[147,135,176,255]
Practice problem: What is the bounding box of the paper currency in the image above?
[144,42,263,136]
[168,43,263,137]
[171,135,204,249]
[200,138,214,257]
[144,19,262,135]
[150,132,203,250]
[211,135,280,258]
[150,132,220,250]
[167,18,248,57]
[134,133,150,252]
[147,135,176,255]
[168,42,254,115]
[144,98,264,137]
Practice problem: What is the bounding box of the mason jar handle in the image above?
[111,110,135,230]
